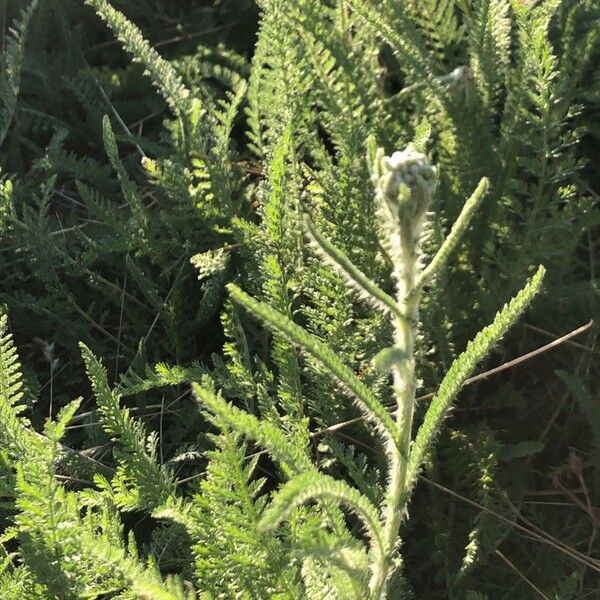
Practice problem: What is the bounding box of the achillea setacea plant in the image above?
[0,0,596,597]
[222,141,545,597]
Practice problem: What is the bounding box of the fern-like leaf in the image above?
[192,381,313,476]
[406,266,545,491]
[83,0,193,117]
[0,0,40,146]
[80,343,175,510]
[303,215,404,319]
[0,313,30,455]
[260,471,384,560]
[227,283,402,455]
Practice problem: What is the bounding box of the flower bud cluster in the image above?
[380,145,435,204]
[370,144,436,243]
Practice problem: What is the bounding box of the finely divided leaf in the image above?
[227,284,402,454]
[259,471,384,559]
[406,266,545,490]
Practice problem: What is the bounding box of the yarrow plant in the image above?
[0,0,596,597]
[221,141,545,597]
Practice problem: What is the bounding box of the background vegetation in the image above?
[0,0,598,597]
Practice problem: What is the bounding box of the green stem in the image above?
[366,144,436,597]
[369,230,420,598]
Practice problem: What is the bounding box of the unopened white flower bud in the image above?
[374,144,436,221]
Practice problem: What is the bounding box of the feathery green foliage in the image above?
[0,313,30,456]
[0,311,184,597]
[0,0,39,146]
[406,265,546,492]
[84,0,193,117]
[81,343,176,510]
[0,0,597,597]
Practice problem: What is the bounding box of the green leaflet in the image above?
[303,215,405,319]
[227,283,402,455]
[83,0,193,117]
[415,177,489,292]
[80,343,175,510]
[0,0,40,146]
[193,382,313,476]
[372,347,407,373]
[259,471,385,560]
[406,265,546,492]
[0,313,31,456]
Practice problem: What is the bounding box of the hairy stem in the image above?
[367,146,434,597]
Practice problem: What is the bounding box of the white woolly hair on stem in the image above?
[367,144,436,598]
